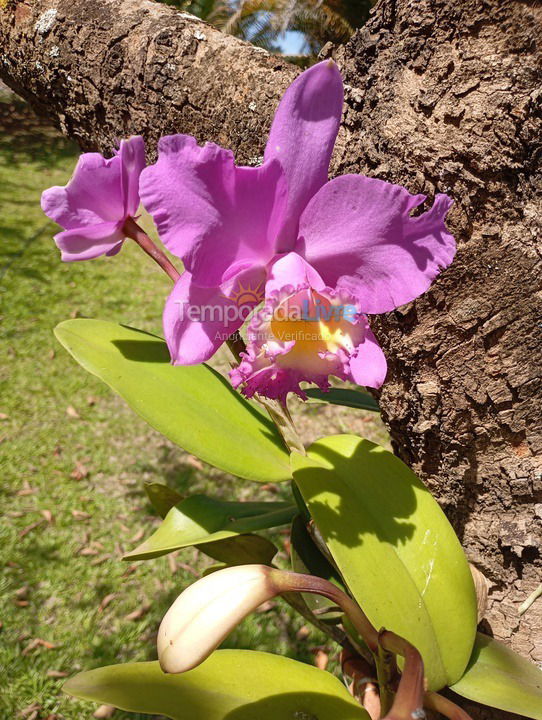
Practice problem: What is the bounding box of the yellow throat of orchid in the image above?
[270,290,360,372]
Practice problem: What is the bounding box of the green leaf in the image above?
[451,633,542,719]
[198,534,278,566]
[64,652,370,720]
[141,485,279,566]
[305,388,379,412]
[54,319,291,483]
[291,434,477,691]
[124,494,296,560]
[144,482,184,518]
[290,515,344,620]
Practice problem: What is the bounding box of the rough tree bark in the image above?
[1,0,540,716]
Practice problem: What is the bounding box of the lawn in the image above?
[0,94,389,720]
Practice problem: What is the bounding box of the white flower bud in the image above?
[157,564,276,674]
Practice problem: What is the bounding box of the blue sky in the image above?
[280,30,307,54]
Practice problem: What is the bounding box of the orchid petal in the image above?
[41,153,124,229]
[347,324,387,389]
[264,60,344,251]
[119,136,146,217]
[163,266,266,365]
[266,252,325,296]
[140,135,288,288]
[298,174,456,314]
[55,222,124,262]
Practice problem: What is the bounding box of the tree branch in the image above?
[0,0,296,160]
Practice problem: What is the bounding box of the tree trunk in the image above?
[1,0,540,715]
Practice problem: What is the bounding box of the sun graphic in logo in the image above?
[228,278,265,307]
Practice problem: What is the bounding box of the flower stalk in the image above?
[379,631,425,720]
[123,217,180,283]
[257,396,306,454]
[270,569,379,652]
[423,692,474,720]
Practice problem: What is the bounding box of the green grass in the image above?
[0,96,389,719]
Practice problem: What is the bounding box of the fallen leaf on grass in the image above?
[18,703,41,718]
[72,510,91,521]
[167,554,178,574]
[41,509,54,523]
[46,669,68,678]
[312,648,329,671]
[124,602,151,621]
[17,482,37,497]
[22,638,58,655]
[93,705,116,719]
[78,547,99,556]
[122,563,138,577]
[256,600,276,613]
[91,554,112,566]
[129,528,145,543]
[66,405,80,418]
[19,519,45,538]
[98,593,117,612]
[70,462,89,480]
[260,483,279,493]
[178,562,199,577]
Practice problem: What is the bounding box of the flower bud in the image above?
[157,564,276,673]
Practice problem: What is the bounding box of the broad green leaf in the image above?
[291,434,477,691]
[124,494,295,560]
[290,515,343,620]
[140,484,279,566]
[55,319,291,483]
[144,482,183,518]
[305,388,379,412]
[198,534,278,566]
[451,633,542,719]
[64,652,370,720]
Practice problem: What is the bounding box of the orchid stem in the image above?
[257,396,306,455]
[379,631,425,720]
[376,640,396,716]
[273,570,379,652]
[424,692,474,720]
[272,570,427,719]
[280,591,347,647]
[123,217,181,283]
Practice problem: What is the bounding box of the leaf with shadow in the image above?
[124,493,294,561]
[290,515,344,621]
[305,387,379,412]
[54,319,292,483]
[450,632,542,719]
[144,481,184,518]
[64,653,369,720]
[291,434,477,691]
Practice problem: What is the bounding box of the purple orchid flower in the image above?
[140,61,455,399]
[41,136,146,261]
